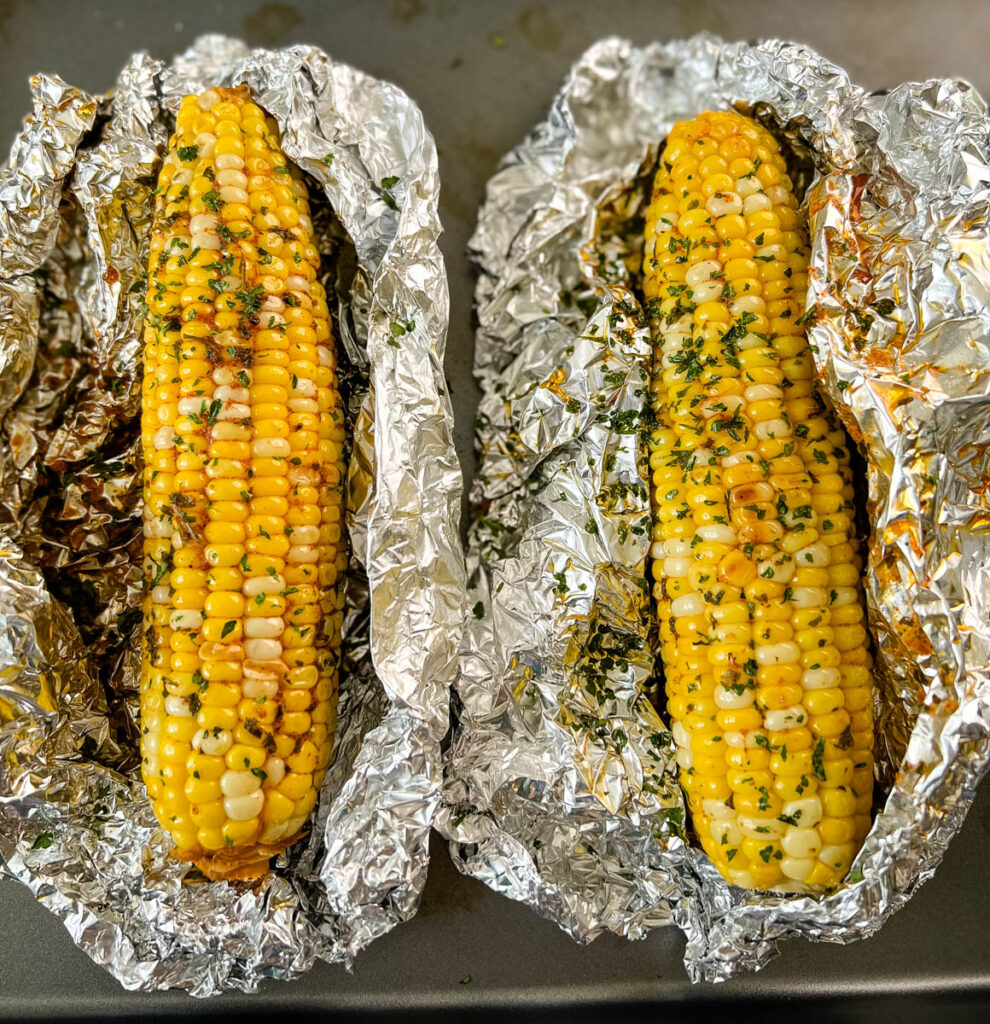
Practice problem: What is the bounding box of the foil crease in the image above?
[439,34,990,981]
[0,36,464,993]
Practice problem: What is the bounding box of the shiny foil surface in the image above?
[438,34,990,981]
[0,36,464,994]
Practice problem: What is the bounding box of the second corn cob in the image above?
[643,111,874,892]
[140,85,347,880]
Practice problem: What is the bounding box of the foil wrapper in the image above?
[439,34,990,981]
[0,36,464,993]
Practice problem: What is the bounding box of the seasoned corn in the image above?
[140,85,347,881]
[643,111,875,892]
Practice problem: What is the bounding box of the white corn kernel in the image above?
[244,616,284,639]
[221,770,262,797]
[738,815,785,838]
[217,402,251,420]
[721,451,756,467]
[672,721,691,750]
[767,185,791,207]
[796,542,830,568]
[690,280,723,304]
[782,796,823,828]
[252,437,290,457]
[803,667,841,690]
[757,244,788,264]
[780,856,814,881]
[706,192,743,217]
[715,685,755,709]
[675,747,693,770]
[169,609,202,630]
[743,192,772,214]
[143,517,171,538]
[195,132,216,158]
[724,730,767,749]
[175,398,201,419]
[244,638,282,660]
[191,230,220,250]
[286,544,319,564]
[671,593,704,617]
[214,152,244,170]
[189,213,218,235]
[283,814,307,837]
[219,185,249,204]
[710,818,743,846]
[216,168,248,189]
[730,295,766,316]
[214,385,249,403]
[744,384,782,402]
[243,675,279,700]
[264,757,286,786]
[224,790,265,821]
[153,425,175,450]
[243,574,285,596]
[791,587,827,608]
[819,842,855,870]
[696,524,737,544]
[289,524,320,545]
[164,696,191,717]
[756,555,794,584]
[782,826,822,859]
[287,466,320,485]
[754,418,792,440]
[260,821,289,843]
[755,641,801,666]
[683,257,718,284]
[763,704,808,731]
[702,799,735,819]
[195,728,232,756]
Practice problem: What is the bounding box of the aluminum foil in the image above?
[438,34,990,982]
[0,36,464,994]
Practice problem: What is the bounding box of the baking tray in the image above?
[1,0,988,1018]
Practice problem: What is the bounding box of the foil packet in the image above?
[438,34,990,981]
[0,36,465,994]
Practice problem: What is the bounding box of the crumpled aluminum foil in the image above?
[438,33,990,982]
[0,35,465,994]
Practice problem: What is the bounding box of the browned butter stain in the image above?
[516,4,563,52]
[391,0,425,23]
[242,1,303,46]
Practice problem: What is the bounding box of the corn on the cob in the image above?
[140,86,347,881]
[643,111,874,892]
